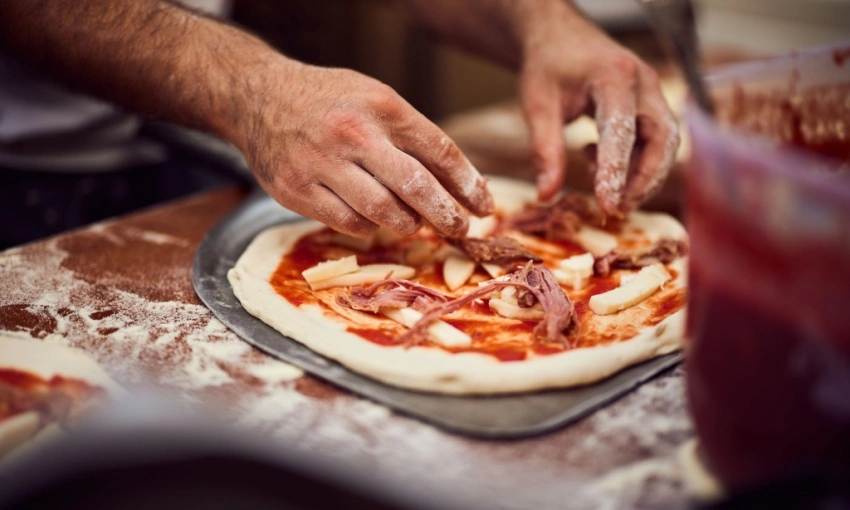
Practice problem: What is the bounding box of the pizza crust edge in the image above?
[228,176,686,395]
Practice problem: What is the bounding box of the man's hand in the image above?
[518,7,679,216]
[405,0,680,216]
[242,63,492,238]
[0,0,491,239]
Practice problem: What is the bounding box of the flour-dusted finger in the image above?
[322,163,421,236]
[621,67,680,212]
[387,105,493,217]
[592,60,639,216]
[360,141,470,238]
[286,182,379,238]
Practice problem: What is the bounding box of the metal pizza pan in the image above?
[192,191,683,439]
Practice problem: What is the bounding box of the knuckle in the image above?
[366,80,405,117]
[271,169,312,200]
[336,212,375,237]
[641,66,661,88]
[433,137,463,172]
[371,81,398,102]
[326,109,372,148]
[364,190,395,217]
[400,165,430,199]
[290,181,312,200]
[610,53,638,82]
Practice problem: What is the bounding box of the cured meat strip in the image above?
[401,263,575,346]
[337,265,575,346]
[448,236,542,265]
[594,238,689,276]
[337,279,448,313]
[511,194,601,240]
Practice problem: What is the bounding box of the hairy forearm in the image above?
[0,0,286,150]
[402,0,586,69]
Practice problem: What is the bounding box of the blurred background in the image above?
[228,0,850,121]
[219,0,850,218]
[1,0,848,247]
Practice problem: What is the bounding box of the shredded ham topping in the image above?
[511,194,604,240]
[448,236,542,265]
[594,238,689,276]
[337,264,575,347]
[336,279,448,313]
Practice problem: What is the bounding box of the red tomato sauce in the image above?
[685,79,850,491]
[271,225,684,363]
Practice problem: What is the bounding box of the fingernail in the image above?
[446,213,469,239]
[537,171,560,201]
[536,172,548,190]
[395,215,423,237]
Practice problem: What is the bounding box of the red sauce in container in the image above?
[684,46,850,492]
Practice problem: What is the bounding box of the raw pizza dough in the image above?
[0,336,124,458]
[228,176,687,395]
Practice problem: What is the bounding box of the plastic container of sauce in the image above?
[684,44,850,492]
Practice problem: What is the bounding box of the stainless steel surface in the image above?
[193,192,683,438]
[639,0,715,114]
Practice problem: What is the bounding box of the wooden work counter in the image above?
[0,181,696,508]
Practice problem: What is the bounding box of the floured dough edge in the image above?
[0,335,125,397]
[0,335,125,458]
[227,176,686,395]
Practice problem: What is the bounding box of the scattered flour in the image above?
[0,228,695,509]
[124,227,191,247]
[87,223,126,245]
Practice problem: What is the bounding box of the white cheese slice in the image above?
[1,422,64,465]
[301,255,359,285]
[574,226,618,257]
[443,254,476,291]
[620,272,637,286]
[0,411,41,457]
[466,215,497,238]
[498,285,518,305]
[555,252,595,290]
[382,307,471,348]
[481,262,505,278]
[307,263,415,291]
[489,298,545,320]
[330,232,375,251]
[588,263,671,315]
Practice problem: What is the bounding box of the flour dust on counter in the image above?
[0,234,303,399]
[0,208,695,509]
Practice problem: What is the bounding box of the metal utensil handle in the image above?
[639,0,715,115]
